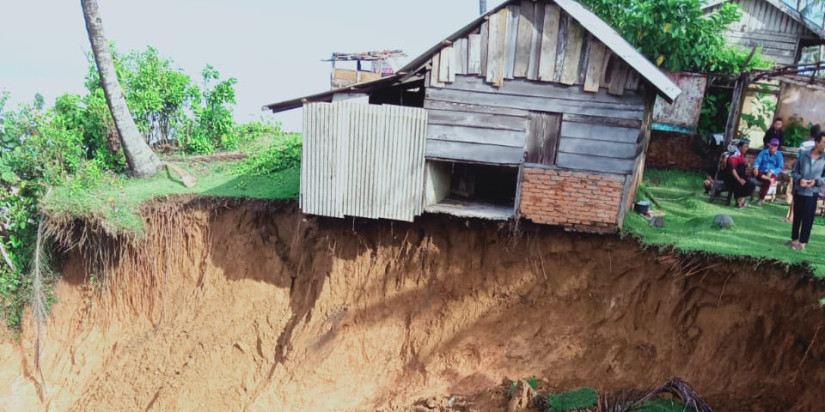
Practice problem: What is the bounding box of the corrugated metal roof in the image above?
[263,75,404,113]
[702,0,825,40]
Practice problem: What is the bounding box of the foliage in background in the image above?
[235,132,302,176]
[84,45,243,154]
[186,65,241,154]
[0,44,279,328]
[0,94,96,328]
[783,114,816,148]
[739,92,777,139]
[696,91,731,135]
[578,0,773,73]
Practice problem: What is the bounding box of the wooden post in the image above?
[723,47,758,147]
[724,74,749,147]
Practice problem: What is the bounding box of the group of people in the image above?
[717,118,825,251]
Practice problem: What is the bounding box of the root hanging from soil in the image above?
[30,214,49,402]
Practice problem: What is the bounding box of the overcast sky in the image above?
[0,0,507,131]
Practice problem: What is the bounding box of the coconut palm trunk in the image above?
[81,0,162,178]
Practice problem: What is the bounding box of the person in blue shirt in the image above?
[753,138,785,206]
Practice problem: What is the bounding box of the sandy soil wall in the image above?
[0,198,823,411]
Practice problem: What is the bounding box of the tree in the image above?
[80,0,162,177]
[579,0,772,73]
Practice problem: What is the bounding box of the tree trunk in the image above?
[81,0,162,178]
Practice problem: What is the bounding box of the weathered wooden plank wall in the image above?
[427,0,643,95]
[302,102,428,221]
[425,75,644,173]
[420,0,651,175]
[708,0,810,66]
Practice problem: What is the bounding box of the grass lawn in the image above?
[623,168,825,277]
[40,159,299,236]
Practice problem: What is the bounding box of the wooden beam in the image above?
[538,4,561,82]
[495,8,508,86]
[724,75,749,147]
[514,0,535,78]
[454,38,468,75]
[554,15,569,83]
[608,60,628,96]
[439,47,453,83]
[583,40,606,92]
[430,54,444,88]
[468,34,482,75]
[504,5,520,79]
[560,20,583,85]
[528,2,544,81]
[480,21,489,76]
[577,35,591,85]
[599,50,613,89]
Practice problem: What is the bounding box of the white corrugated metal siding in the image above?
[301,102,428,222]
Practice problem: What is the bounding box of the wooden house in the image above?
[702,0,825,66]
[264,0,681,233]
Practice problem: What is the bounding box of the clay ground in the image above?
[0,199,823,411]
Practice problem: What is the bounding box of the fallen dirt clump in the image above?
[0,198,824,411]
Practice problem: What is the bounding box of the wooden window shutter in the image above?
[525,112,561,165]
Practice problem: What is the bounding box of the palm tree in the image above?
[81,0,162,178]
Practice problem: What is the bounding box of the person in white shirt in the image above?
[783,123,822,222]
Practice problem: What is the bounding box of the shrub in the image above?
[235,134,302,176]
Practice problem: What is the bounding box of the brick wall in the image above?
[646,130,710,171]
[647,129,798,174]
[520,167,625,233]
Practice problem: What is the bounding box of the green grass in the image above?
[635,399,696,412]
[623,168,825,277]
[40,160,299,236]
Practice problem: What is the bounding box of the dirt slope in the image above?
[1,198,824,411]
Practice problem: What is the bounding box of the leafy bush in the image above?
[783,115,815,149]
[697,91,731,135]
[546,387,598,412]
[84,45,240,154]
[235,134,302,176]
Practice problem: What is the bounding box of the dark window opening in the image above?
[449,162,518,205]
[368,80,425,107]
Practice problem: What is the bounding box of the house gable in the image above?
[402,0,679,102]
[703,0,825,65]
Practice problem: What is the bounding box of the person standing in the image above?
[783,124,822,222]
[763,117,785,148]
[753,138,784,206]
[786,131,825,251]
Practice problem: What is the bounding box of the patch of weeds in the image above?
[546,387,598,412]
[683,198,700,210]
[235,133,301,176]
[508,377,538,398]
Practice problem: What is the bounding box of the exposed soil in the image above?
[1,198,824,411]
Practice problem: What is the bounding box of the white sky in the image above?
[0,0,505,131]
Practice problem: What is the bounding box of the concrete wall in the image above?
[776,81,825,126]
